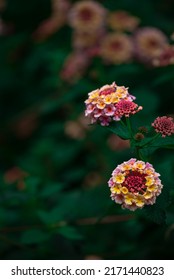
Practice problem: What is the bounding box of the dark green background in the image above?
[0,0,174,259]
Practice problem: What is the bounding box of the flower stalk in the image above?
[84,81,174,212]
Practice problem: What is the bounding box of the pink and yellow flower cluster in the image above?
[85,82,142,126]
[108,159,163,211]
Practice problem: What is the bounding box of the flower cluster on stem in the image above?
[152,116,174,137]
[108,159,163,211]
[85,82,142,126]
[84,81,174,212]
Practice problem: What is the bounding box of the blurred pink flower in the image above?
[13,112,38,139]
[72,28,105,51]
[152,116,174,137]
[153,45,174,67]
[100,33,133,64]
[68,0,107,32]
[33,0,71,41]
[52,0,70,11]
[60,52,90,83]
[83,172,102,188]
[108,159,163,211]
[64,120,86,139]
[4,167,29,190]
[107,10,140,32]
[134,27,168,63]
[107,134,130,151]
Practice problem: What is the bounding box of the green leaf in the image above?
[152,135,174,148]
[136,135,174,156]
[157,188,171,209]
[31,139,56,157]
[57,226,84,240]
[21,229,50,244]
[37,210,51,225]
[108,121,131,140]
[37,209,63,225]
[40,183,64,197]
[155,158,173,188]
[131,137,153,151]
[25,177,41,195]
[140,146,159,157]
[133,136,156,147]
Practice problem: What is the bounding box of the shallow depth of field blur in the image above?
[0,0,174,260]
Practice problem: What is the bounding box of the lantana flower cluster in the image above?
[100,33,133,64]
[30,1,174,83]
[153,45,174,67]
[68,0,107,32]
[85,82,142,126]
[108,159,163,211]
[84,81,174,211]
[152,116,174,137]
[134,27,168,64]
[107,10,140,32]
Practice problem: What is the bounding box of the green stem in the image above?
[126,117,133,139]
[138,148,149,162]
[133,133,160,162]
[141,133,160,148]
[120,119,127,128]
[135,146,141,160]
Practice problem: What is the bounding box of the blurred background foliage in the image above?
[0,0,174,260]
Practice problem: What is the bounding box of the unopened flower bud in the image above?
[134,132,144,141]
[138,126,148,134]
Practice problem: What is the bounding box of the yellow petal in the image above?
[135,199,144,207]
[121,186,128,194]
[111,185,121,194]
[134,161,146,170]
[104,95,112,104]
[134,195,145,207]
[96,99,105,109]
[145,176,154,186]
[143,192,153,199]
[124,195,133,205]
[113,174,125,183]
[147,185,158,192]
